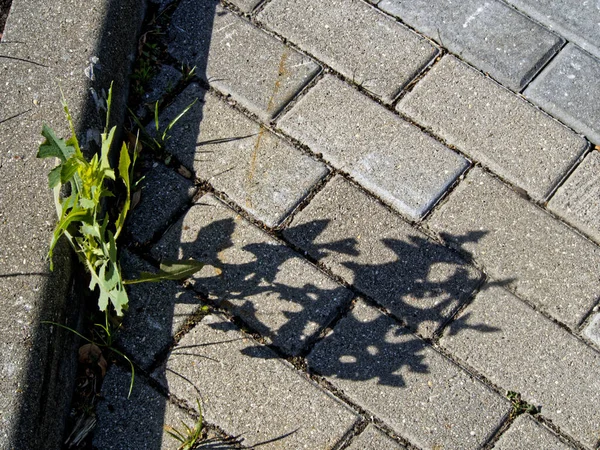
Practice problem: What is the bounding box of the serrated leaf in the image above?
[123,259,205,284]
[48,165,63,188]
[60,157,81,184]
[38,124,75,162]
[79,198,95,210]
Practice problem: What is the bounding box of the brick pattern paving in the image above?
[95,0,600,448]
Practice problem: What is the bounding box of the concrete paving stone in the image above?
[153,313,359,449]
[427,167,600,329]
[143,64,182,105]
[441,285,600,449]
[525,44,600,145]
[151,194,352,355]
[257,0,438,103]
[169,2,319,121]
[115,251,203,370]
[504,0,600,60]
[94,366,198,450]
[398,55,587,201]
[227,0,262,13]
[493,414,575,450]
[308,300,510,449]
[378,0,562,90]
[346,425,406,449]
[548,151,600,245]
[160,83,328,227]
[127,162,196,244]
[583,313,600,349]
[283,176,482,338]
[278,76,468,220]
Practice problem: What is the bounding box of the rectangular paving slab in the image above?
[258,0,438,103]
[283,176,482,338]
[525,44,600,145]
[308,300,510,449]
[398,55,587,201]
[346,425,406,449]
[153,313,359,449]
[378,0,562,90]
[504,0,600,60]
[427,167,600,329]
[151,194,352,355]
[160,83,328,228]
[441,285,600,449]
[548,150,600,245]
[169,2,319,121]
[278,75,468,220]
[493,415,575,450]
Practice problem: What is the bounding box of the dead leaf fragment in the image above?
[78,343,108,377]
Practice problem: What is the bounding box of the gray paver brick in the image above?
[525,44,600,145]
[441,285,600,448]
[583,313,600,349]
[152,194,352,355]
[161,84,328,227]
[127,162,196,244]
[117,251,202,370]
[427,167,600,328]
[283,176,482,338]
[504,0,600,60]
[143,65,182,105]
[548,151,600,245]
[154,313,358,449]
[94,366,198,450]
[308,300,510,449]
[494,415,575,450]
[378,0,562,90]
[169,2,319,121]
[258,0,438,102]
[346,425,406,449]
[227,0,261,13]
[278,75,468,220]
[398,56,587,201]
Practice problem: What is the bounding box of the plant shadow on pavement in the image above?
[95,1,511,449]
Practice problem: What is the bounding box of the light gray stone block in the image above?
[548,151,600,245]
[283,176,482,338]
[525,44,600,145]
[160,84,328,227]
[94,366,199,450]
[308,300,510,449]
[427,167,600,328]
[278,76,468,220]
[117,251,203,370]
[441,285,600,449]
[154,313,359,449]
[228,0,261,13]
[378,0,562,90]
[346,425,406,449]
[398,56,587,201]
[583,312,600,349]
[152,194,352,355]
[504,0,600,60]
[127,162,196,244]
[494,415,575,450]
[169,2,319,121]
[258,0,438,102]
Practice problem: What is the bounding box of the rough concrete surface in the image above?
[493,415,575,450]
[346,425,406,449]
[169,1,320,121]
[441,284,600,448]
[398,55,587,201]
[258,0,438,102]
[154,313,359,449]
[284,176,482,338]
[427,167,600,329]
[278,75,468,220]
[378,0,562,90]
[525,44,600,145]
[308,300,510,449]
[548,150,600,245]
[152,194,353,355]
